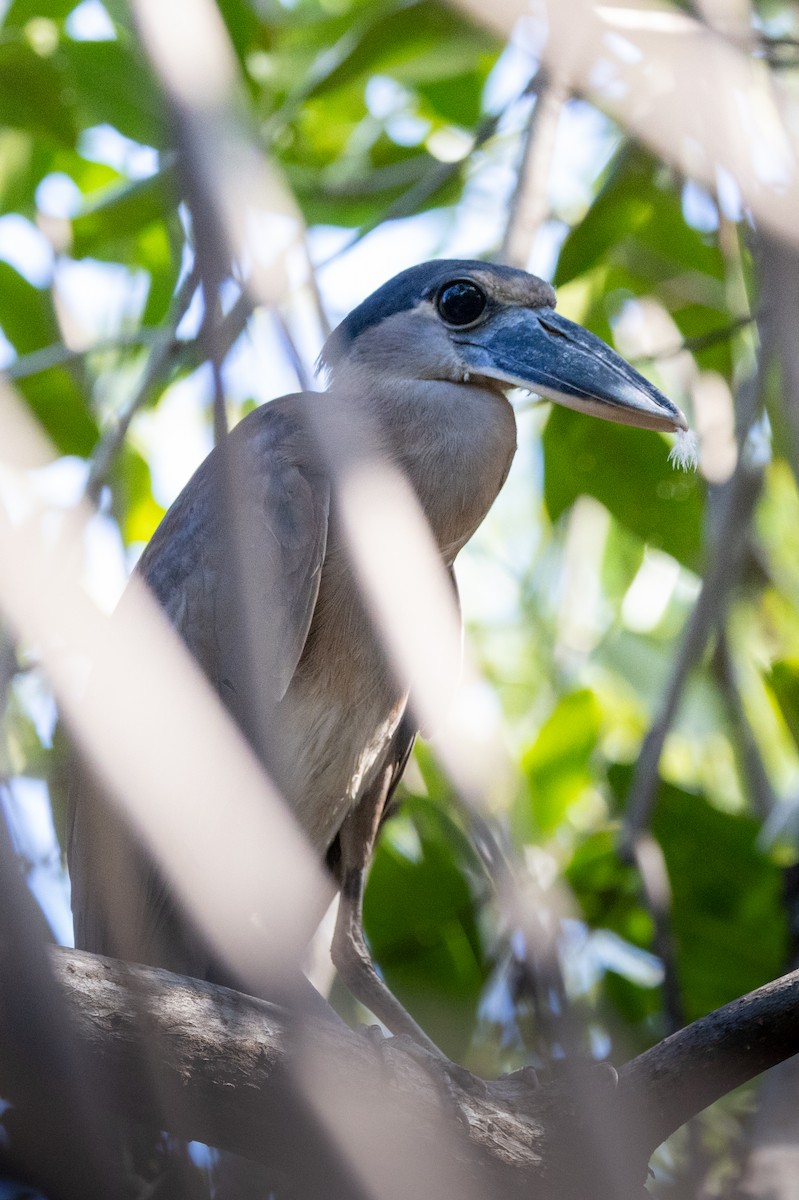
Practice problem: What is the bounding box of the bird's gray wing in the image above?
[68,395,330,972]
[138,395,330,706]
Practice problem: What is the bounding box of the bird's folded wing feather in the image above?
[136,395,330,704]
[68,396,330,969]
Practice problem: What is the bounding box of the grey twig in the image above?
[83,265,200,506]
[318,74,539,271]
[7,329,164,381]
[81,274,254,509]
[712,635,776,820]
[632,313,756,365]
[621,381,765,850]
[631,832,685,1035]
[0,627,18,727]
[501,71,567,269]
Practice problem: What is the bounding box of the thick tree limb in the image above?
[44,948,799,1200]
[51,950,534,1160]
[618,969,799,1151]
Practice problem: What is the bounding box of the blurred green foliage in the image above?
[1,1,798,1194]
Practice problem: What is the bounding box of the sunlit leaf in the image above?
[18,367,97,456]
[110,444,166,545]
[519,689,602,838]
[767,660,799,753]
[70,166,178,258]
[555,146,654,288]
[306,0,497,98]
[4,0,76,19]
[416,69,486,128]
[556,145,724,293]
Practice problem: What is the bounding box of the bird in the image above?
[68,259,689,1053]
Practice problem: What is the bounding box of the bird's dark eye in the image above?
[436,280,487,327]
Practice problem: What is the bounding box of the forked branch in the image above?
[41,948,799,1200]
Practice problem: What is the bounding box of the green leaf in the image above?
[566,828,653,950]
[0,131,53,218]
[139,218,182,325]
[555,146,654,288]
[59,37,166,147]
[0,261,58,353]
[217,0,263,65]
[18,367,98,456]
[650,783,787,1020]
[669,303,736,378]
[0,265,96,452]
[0,692,48,777]
[569,774,788,1024]
[555,143,724,294]
[767,660,799,753]
[287,147,459,225]
[0,40,76,146]
[4,0,76,22]
[416,69,485,128]
[71,166,178,257]
[305,0,497,99]
[542,404,705,571]
[110,444,165,545]
[519,689,602,838]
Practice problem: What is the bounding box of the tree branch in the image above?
[49,948,548,1198]
[501,70,568,269]
[621,378,765,848]
[83,265,200,505]
[618,968,799,1152]
[42,947,799,1200]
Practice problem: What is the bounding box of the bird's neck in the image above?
[327,373,517,564]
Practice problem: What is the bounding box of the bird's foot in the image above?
[357,1024,487,1132]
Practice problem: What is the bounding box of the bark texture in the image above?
[41,948,799,1200]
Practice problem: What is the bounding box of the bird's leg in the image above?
[331,772,442,1058]
[331,771,494,1122]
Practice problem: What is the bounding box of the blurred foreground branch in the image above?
[42,948,799,1200]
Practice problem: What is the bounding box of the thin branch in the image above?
[756,34,799,67]
[318,74,539,270]
[0,625,18,726]
[80,276,254,509]
[712,634,776,820]
[621,376,765,849]
[501,71,568,269]
[6,328,164,381]
[83,265,200,506]
[632,313,756,365]
[631,832,685,1035]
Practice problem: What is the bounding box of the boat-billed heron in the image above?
[68,259,690,1051]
